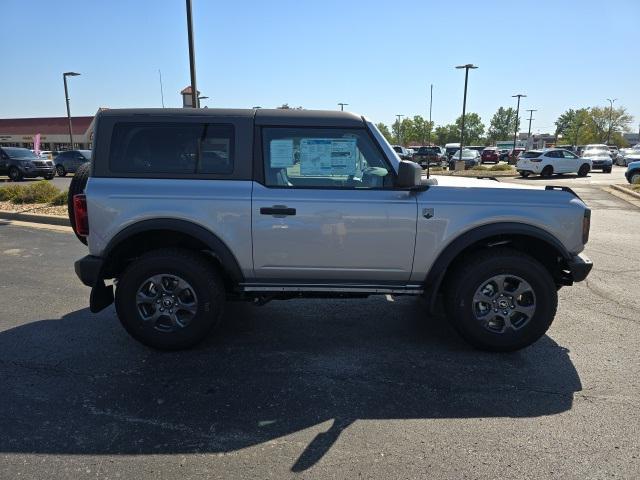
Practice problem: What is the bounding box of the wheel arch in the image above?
[423,222,571,312]
[101,218,244,287]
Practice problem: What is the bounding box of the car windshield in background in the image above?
[584,149,609,155]
[522,151,542,158]
[79,150,93,159]
[3,147,39,159]
[453,150,477,159]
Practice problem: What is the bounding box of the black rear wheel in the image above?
[541,166,553,178]
[8,167,23,182]
[67,162,90,245]
[577,164,590,177]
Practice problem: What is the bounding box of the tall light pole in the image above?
[606,98,618,144]
[428,83,433,145]
[186,0,198,108]
[338,102,348,111]
[511,94,526,161]
[395,114,405,144]
[63,72,81,149]
[526,109,536,149]
[455,64,478,163]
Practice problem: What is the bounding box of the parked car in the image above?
[516,149,592,178]
[0,146,55,181]
[481,147,500,164]
[448,149,481,169]
[509,147,526,160]
[391,145,412,160]
[498,149,510,161]
[54,149,92,176]
[625,161,640,184]
[467,145,486,154]
[617,146,640,166]
[444,142,461,159]
[413,146,446,168]
[608,146,619,161]
[581,145,612,173]
[71,107,592,353]
[38,150,54,160]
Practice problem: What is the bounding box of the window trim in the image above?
[255,125,398,191]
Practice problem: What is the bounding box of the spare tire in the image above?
[67,162,91,245]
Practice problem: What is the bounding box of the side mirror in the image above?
[396,160,422,189]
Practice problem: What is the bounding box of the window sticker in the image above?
[270,139,294,167]
[300,138,357,176]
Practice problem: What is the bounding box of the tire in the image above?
[603,167,612,174]
[67,162,90,245]
[518,171,530,178]
[541,165,553,178]
[577,164,590,177]
[443,247,558,352]
[56,165,66,177]
[44,174,54,180]
[115,248,225,350]
[8,167,23,182]
[630,172,640,184]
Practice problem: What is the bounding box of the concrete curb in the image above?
[0,210,70,226]
[611,184,640,200]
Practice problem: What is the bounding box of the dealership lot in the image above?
[0,181,638,479]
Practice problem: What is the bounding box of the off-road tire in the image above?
[67,162,90,245]
[115,248,225,350]
[443,247,558,352]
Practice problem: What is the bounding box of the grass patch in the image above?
[0,181,63,205]
[471,163,514,172]
[50,189,68,206]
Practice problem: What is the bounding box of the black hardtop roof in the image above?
[97,108,365,127]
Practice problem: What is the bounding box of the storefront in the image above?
[0,114,98,151]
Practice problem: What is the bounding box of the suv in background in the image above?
[72,108,592,353]
[516,149,592,178]
[582,145,612,173]
[0,146,55,181]
[54,149,92,177]
[413,146,446,168]
[391,145,412,160]
[481,147,500,164]
[626,161,640,184]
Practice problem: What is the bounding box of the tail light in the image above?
[73,194,89,237]
[582,209,591,244]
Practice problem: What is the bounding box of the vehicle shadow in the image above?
[0,298,581,471]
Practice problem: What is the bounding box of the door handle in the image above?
[260,206,296,216]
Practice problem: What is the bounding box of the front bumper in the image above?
[75,255,104,287]
[567,253,593,282]
[22,167,55,177]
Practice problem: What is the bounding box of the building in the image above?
[623,131,639,146]
[0,113,99,150]
[518,132,556,149]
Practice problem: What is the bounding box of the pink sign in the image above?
[34,133,41,155]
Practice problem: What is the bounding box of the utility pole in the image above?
[338,103,348,111]
[395,114,405,144]
[428,84,433,145]
[158,69,165,108]
[606,98,617,144]
[526,109,536,149]
[63,71,81,149]
[511,94,526,162]
[455,64,478,163]
[186,0,198,108]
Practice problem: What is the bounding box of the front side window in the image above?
[109,122,234,175]
[562,150,578,159]
[262,128,393,189]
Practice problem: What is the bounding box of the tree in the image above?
[408,115,434,145]
[556,108,590,145]
[487,107,519,142]
[455,112,485,144]
[433,124,459,145]
[375,122,393,143]
[588,106,633,143]
[555,106,633,145]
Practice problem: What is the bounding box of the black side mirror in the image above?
[396,160,422,189]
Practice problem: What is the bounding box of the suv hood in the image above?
[430,175,541,190]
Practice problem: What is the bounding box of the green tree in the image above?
[375,122,393,143]
[587,106,633,143]
[487,107,519,142]
[434,124,460,145]
[455,112,485,144]
[408,115,434,145]
[557,108,590,145]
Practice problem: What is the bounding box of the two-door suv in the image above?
[73,108,593,351]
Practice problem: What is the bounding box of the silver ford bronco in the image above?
[71,108,592,352]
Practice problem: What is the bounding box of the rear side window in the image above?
[109,122,234,175]
[522,152,542,158]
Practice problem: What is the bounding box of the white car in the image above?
[516,149,592,178]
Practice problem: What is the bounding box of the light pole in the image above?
[455,64,478,163]
[526,109,536,149]
[338,102,348,111]
[395,114,405,144]
[511,94,526,161]
[606,98,617,144]
[197,95,208,108]
[186,0,198,108]
[63,71,81,149]
[428,83,433,145]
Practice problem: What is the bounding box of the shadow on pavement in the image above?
[0,297,581,471]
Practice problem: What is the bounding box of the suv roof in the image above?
[97,108,365,128]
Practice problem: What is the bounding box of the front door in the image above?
[251,127,417,284]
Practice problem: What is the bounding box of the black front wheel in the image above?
[8,167,23,182]
[115,248,225,350]
[577,164,590,177]
[444,248,558,352]
[56,165,66,177]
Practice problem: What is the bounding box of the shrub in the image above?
[471,165,488,171]
[9,181,61,204]
[50,190,68,206]
[489,163,514,171]
[0,184,23,202]
[633,176,640,185]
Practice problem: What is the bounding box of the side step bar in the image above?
[241,284,424,295]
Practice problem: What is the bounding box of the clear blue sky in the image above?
[2,0,638,134]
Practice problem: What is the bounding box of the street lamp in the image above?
[197,95,208,108]
[395,114,405,144]
[338,102,348,111]
[526,109,537,149]
[455,64,478,164]
[606,98,618,144]
[186,0,198,108]
[511,94,526,161]
[63,71,81,149]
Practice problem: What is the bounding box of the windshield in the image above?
[3,147,39,159]
[584,148,609,155]
[79,150,93,159]
[452,149,477,159]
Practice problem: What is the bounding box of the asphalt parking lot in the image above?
[0,181,638,479]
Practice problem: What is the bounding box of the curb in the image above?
[0,211,70,227]
[611,184,640,200]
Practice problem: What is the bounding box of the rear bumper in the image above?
[75,255,104,287]
[567,253,593,282]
